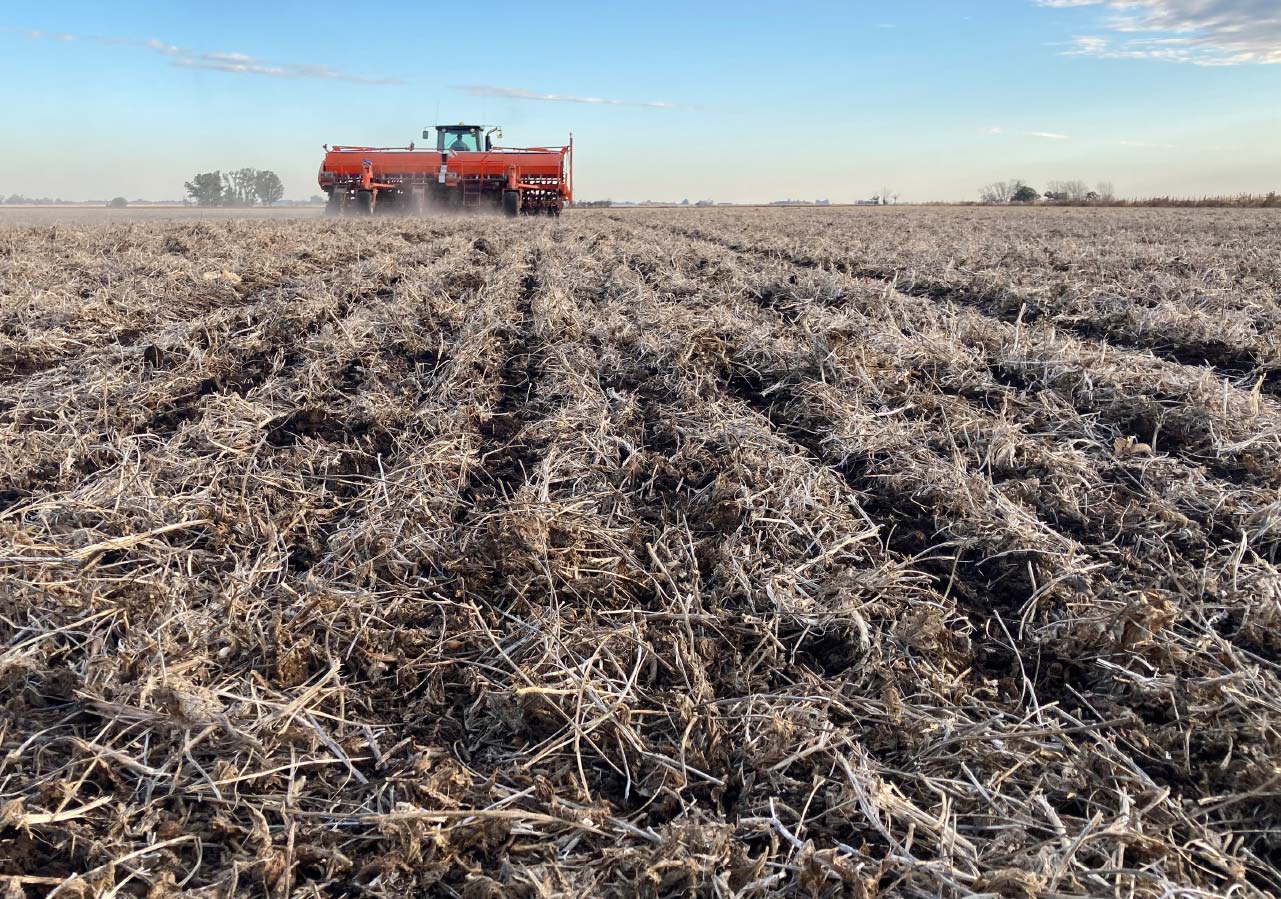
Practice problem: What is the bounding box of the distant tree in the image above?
[1011,185,1040,203]
[184,172,225,207]
[1043,179,1092,201]
[253,170,285,206]
[222,168,257,206]
[107,197,128,208]
[680,198,690,206]
[1095,181,1116,201]
[980,180,1026,204]
[1062,179,1090,200]
[308,194,327,204]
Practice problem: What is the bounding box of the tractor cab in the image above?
[425,124,500,153]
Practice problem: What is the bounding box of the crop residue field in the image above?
[2,206,1279,897]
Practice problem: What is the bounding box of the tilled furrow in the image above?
[624,218,1281,490]
[645,214,1281,396]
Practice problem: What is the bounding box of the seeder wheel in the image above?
[502,189,520,218]
[355,190,374,216]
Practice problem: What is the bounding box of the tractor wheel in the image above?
[502,189,520,218]
[324,191,343,216]
[355,190,374,216]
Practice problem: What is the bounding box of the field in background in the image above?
[1,207,1279,897]
[0,205,319,225]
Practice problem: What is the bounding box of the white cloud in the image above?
[144,38,184,57]
[25,29,76,42]
[1036,0,1281,65]
[1026,131,1070,139]
[203,52,255,63]
[7,27,403,83]
[459,84,685,109]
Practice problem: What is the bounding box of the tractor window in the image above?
[445,131,479,152]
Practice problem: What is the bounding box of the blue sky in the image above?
[2,1,1278,202]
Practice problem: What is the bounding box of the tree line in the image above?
[184,169,285,207]
[979,179,1115,204]
[4,194,80,205]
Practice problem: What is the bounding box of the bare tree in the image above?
[1043,180,1092,201]
[1096,181,1116,201]
[980,181,1014,204]
[980,180,1031,204]
[1063,179,1090,200]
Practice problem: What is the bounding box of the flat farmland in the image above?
[1,206,1279,898]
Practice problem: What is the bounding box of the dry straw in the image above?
[1,207,1278,897]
